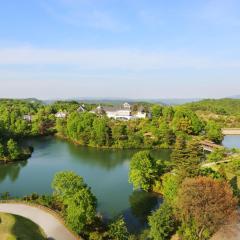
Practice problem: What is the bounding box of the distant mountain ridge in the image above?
[42,98,202,106]
[4,96,239,105]
[230,95,240,99]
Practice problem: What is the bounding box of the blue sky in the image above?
[0,0,240,99]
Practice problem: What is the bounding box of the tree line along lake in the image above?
[0,135,239,232]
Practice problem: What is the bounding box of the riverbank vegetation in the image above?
[0,138,32,163]
[1,98,234,152]
[7,145,239,240]
[184,98,240,128]
[9,171,131,240]
[128,138,240,240]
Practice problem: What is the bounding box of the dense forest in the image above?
[184,98,240,128]
[184,98,240,115]
[0,98,236,152]
[1,98,239,152]
[56,104,223,148]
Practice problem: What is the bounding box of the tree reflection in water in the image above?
[122,190,162,233]
[67,142,137,170]
[0,161,27,183]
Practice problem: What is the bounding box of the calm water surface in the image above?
[1,135,238,232]
[0,137,170,232]
[222,135,240,149]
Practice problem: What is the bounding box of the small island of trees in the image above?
[0,138,33,163]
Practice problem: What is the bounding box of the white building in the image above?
[55,111,67,118]
[91,103,147,120]
[134,111,147,119]
[23,114,32,122]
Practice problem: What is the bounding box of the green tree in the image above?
[161,173,180,205]
[151,105,163,118]
[52,171,86,202]
[66,112,95,145]
[207,148,226,162]
[158,122,175,147]
[92,117,110,146]
[199,167,224,179]
[7,139,20,160]
[129,151,162,191]
[162,107,174,122]
[0,142,5,159]
[185,139,204,173]
[171,136,187,162]
[149,202,176,240]
[52,171,97,234]
[172,108,203,135]
[112,124,127,143]
[172,138,203,180]
[108,217,129,240]
[65,187,97,233]
[171,136,187,167]
[56,118,67,136]
[205,121,223,144]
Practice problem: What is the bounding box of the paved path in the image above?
[0,203,77,240]
[222,128,240,135]
[211,224,240,240]
[211,210,240,240]
[201,159,232,167]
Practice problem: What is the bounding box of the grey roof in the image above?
[103,106,126,112]
[77,105,86,112]
[92,103,146,113]
[102,103,132,112]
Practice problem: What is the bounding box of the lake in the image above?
[0,135,239,232]
[222,135,240,149]
[0,136,170,232]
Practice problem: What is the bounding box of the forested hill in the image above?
[183,98,240,115]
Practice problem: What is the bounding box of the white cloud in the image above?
[1,46,240,70]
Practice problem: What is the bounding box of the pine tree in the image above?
[171,136,187,170]
[171,138,203,180]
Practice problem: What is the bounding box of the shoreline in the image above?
[0,153,32,165]
[55,133,172,150]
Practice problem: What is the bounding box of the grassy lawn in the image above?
[0,212,46,240]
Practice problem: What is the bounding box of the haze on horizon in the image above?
[0,0,240,99]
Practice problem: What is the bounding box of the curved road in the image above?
[211,223,240,240]
[0,203,77,240]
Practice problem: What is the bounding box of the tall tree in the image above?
[172,108,203,135]
[92,117,110,146]
[108,217,129,240]
[151,105,163,118]
[7,139,20,160]
[171,136,187,165]
[65,187,97,234]
[0,142,4,159]
[129,151,163,191]
[205,121,223,144]
[148,202,177,240]
[171,138,203,179]
[52,171,97,233]
[161,173,180,205]
[52,171,86,202]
